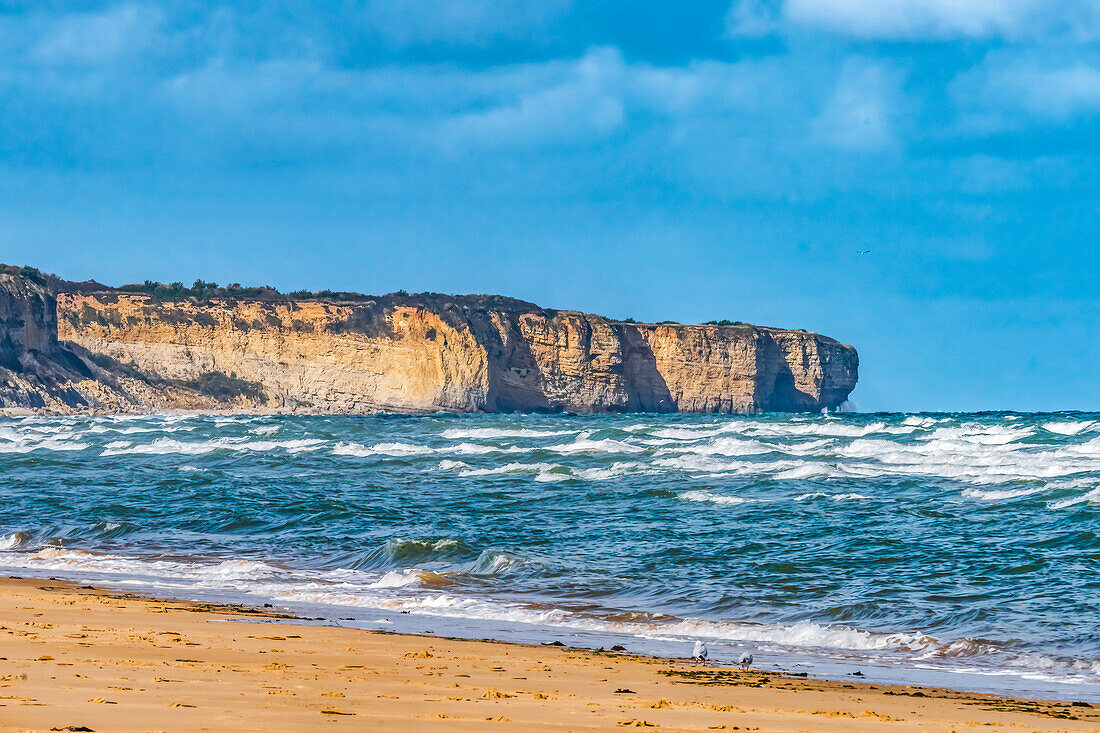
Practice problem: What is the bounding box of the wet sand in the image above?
[0,577,1096,732]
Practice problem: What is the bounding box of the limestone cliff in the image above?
[0,267,858,414]
[0,267,208,412]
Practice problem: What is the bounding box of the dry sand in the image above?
[0,577,1096,732]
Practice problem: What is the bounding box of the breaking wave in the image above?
[3,411,1100,701]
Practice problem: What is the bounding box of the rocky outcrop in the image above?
[0,266,858,414]
[0,267,212,412]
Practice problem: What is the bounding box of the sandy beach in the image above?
[0,578,1094,732]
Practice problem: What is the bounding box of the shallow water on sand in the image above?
[2,411,1099,700]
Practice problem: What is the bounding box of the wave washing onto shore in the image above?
[2,411,1100,700]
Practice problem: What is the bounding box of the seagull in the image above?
[739,652,753,670]
[858,250,870,255]
[692,641,708,665]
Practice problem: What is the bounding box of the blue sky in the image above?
[2,1,1099,411]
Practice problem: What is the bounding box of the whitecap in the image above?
[448,442,528,455]
[1043,421,1097,436]
[775,463,841,480]
[962,487,1048,501]
[0,531,31,550]
[678,490,753,506]
[548,431,643,454]
[665,437,772,457]
[1050,487,1100,510]
[441,428,574,440]
[102,437,324,456]
[333,441,430,457]
[665,618,933,652]
[457,461,560,477]
[370,569,423,588]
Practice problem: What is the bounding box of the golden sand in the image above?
[0,577,1096,732]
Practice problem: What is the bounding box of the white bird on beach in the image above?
[693,641,708,665]
[739,652,753,670]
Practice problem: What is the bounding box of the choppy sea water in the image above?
[1,412,1099,701]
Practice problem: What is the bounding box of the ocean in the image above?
[1,411,1098,701]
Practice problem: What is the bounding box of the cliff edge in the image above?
[0,267,858,414]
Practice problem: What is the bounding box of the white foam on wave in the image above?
[548,431,643,454]
[679,490,753,506]
[654,454,752,475]
[1043,421,1097,436]
[333,441,432,457]
[902,416,941,428]
[441,428,575,440]
[1050,487,1100,510]
[834,432,1098,485]
[655,453,846,480]
[204,559,284,580]
[962,487,1049,501]
[6,544,1099,687]
[924,425,1035,446]
[370,569,424,588]
[663,437,772,457]
[571,462,652,480]
[87,425,181,435]
[1060,436,1100,457]
[666,618,933,652]
[0,532,30,550]
[450,461,561,479]
[436,459,647,482]
[336,441,528,458]
[646,427,722,441]
[795,492,872,502]
[448,442,528,455]
[775,464,842,480]
[741,421,893,438]
[102,437,325,456]
[778,438,836,456]
[0,434,90,453]
[468,549,546,576]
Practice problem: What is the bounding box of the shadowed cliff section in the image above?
[0,265,858,414]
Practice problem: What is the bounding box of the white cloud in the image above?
[814,61,907,151]
[786,0,1035,39]
[953,51,1100,124]
[1005,64,1100,118]
[360,0,572,46]
[726,0,783,37]
[728,0,1100,41]
[32,3,166,65]
[442,48,625,147]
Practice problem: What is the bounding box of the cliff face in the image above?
[0,269,212,412]
[49,290,857,414]
[0,267,857,414]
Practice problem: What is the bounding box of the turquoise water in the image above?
[1,412,1099,700]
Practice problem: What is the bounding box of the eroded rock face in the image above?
[0,270,219,413]
[0,267,857,413]
[50,291,857,414]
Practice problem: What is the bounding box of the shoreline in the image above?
[1,577,1097,731]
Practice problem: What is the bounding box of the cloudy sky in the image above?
[2,1,1098,411]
